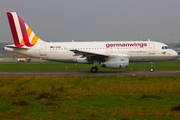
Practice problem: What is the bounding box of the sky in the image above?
[0,0,180,43]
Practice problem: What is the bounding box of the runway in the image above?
[0,70,179,76]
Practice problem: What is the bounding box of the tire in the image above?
[27,59,31,62]
[95,66,98,72]
[91,67,98,73]
[149,68,154,72]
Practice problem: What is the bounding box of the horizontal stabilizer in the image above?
[3,45,30,50]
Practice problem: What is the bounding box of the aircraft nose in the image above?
[172,50,178,57]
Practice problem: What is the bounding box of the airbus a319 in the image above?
[3,12,178,73]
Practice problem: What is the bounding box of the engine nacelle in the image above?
[73,58,93,64]
[101,57,129,69]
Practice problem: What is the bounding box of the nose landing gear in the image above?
[149,62,154,72]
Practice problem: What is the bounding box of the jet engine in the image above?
[73,58,93,64]
[101,57,129,69]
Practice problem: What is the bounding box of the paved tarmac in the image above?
[0,70,179,76]
[0,58,46,62]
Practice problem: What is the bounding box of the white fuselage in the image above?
[4,40,178,63]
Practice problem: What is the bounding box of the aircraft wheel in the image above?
[27,58,31,62]
[149,68,154,72]
[95,66,98,72]
[91,67,98,73]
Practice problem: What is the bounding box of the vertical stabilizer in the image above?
[7,12,40,47]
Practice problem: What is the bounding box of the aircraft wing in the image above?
[70,50,109,61]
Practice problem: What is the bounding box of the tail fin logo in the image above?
[161,51,166,54]
[7,12,39,47]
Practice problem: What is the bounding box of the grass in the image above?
[0,76,180,119]
[0,61,179,119]
[0,61,180,71]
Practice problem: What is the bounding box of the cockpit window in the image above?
[162,46,170,50]
[165,46,170,49]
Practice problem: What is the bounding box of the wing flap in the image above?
[70,50,109,61]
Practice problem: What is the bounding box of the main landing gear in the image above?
[91,60,99,73]
[91,66,98,73]
[149,62,154,72]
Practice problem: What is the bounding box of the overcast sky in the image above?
[0,0,180,43]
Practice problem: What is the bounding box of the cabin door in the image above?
[149,43,155,54]
[40,44,47,56]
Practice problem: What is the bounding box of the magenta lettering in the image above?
[106,43,147,48]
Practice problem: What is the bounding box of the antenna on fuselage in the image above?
[72,39,74,42]
[148,39,150,41]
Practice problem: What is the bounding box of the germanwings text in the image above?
[106,43,147,48]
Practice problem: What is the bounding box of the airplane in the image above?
[3,12,178,73]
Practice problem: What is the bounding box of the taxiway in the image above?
[0,70,179,76]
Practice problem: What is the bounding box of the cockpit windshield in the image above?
[162,46,170,50]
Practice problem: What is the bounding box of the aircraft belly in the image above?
[46,59,75,63]
[130,56,174,62]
